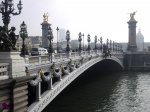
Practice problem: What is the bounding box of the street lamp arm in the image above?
[12,10,21,15]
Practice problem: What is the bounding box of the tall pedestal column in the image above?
[41,22,51,48]
[127,20,138,52]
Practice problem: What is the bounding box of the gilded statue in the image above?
[43,12,49,22]
[129,11,137,20]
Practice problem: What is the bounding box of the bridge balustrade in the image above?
[26,51,91,66]
[70,52,79,58]
[81,51,88,55]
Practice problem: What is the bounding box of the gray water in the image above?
[43,72,150,112]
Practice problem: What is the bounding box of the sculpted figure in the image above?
[0,26,16,51]
[129,11,137,20]
[9,27,19,47]
[43,12,49,22]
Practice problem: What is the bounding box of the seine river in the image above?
[43,71,150,112]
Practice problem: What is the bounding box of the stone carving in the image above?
[51,68,61,78]
[29,76,40,86]
[43,12,49,22]
[42,72,52,81]
[0,26,17,51]
[129,11,137,20]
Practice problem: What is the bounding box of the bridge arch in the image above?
[27,53,124,112]
[96,56,124,71]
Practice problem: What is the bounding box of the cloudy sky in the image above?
[1,0,150,43]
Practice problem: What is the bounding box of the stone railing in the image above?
[25,51,91,66]
[0,63,9,80]
[25,50,123,66]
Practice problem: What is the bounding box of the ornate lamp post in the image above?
[82,33,84,51]
[47,25,53,54]
[66,30,70,53]
[20,21,28,55]
[47,25,53,62]
[0,0,23,29]
[113,41,114,52]
[110,40,112,50]
[120,44,122,52]
[106,39,109,49]
[115,43,117,52]
[56,27,59,53]
[87,34,91,51]
[100,37,103,52]
[78,32,82,51]
[94,35,97,50]
[118,43,120,52]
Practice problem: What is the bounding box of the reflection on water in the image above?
[43,72,150,112]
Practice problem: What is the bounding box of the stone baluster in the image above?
[60,54,62,60]
[39,56,41,64]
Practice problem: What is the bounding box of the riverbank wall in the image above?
[123,51,150,71]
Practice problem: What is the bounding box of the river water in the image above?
[43,71,150,112]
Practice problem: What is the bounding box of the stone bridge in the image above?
[26,50,123,112]
[0,50,123,112]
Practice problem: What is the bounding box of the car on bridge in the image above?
[31,47,45,56]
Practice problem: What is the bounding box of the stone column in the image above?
[127,19,138,52]
[41,22,51,48]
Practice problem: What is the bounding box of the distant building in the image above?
[59,29,66,42]
[71,40,78,50]
[29,36,42,47]
[136,29,144,51]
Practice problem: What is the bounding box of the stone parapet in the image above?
[0,52,26,78]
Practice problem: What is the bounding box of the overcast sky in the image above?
[1,0,150,43]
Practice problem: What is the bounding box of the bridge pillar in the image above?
[127,16,138,52]
[41,22,51,48]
